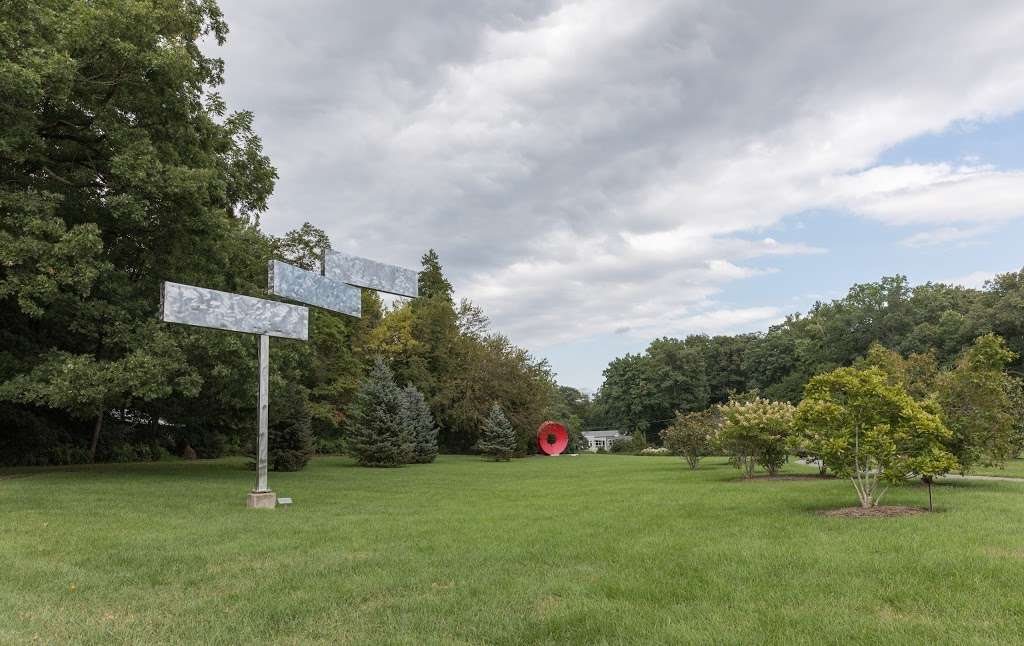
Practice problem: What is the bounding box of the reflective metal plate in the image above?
[160,281,308,340]
[324,250,418,298]
[268,260,361,317]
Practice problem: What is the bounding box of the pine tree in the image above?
[478,403,516,461]
[345,359,412,467]
[406,249,460,448]
[401,385,438,463]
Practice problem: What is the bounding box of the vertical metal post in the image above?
[255,334,270,493]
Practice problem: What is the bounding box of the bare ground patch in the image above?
[820,506,926,518]
[981,547,1024,559]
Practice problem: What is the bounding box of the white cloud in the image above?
[942,270,998,290]
[671,307,784,335]
[831,164,1024,226]
[211,0,1024,354]
[900,225,994,248]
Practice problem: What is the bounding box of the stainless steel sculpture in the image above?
[268,260,361,318]
[159,248,418,508]
[325,250,418,298]
[160,282,309,340]
[160,281,309,506]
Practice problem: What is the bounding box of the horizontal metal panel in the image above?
[160,281,308,340]
[324,250,418,298]
[268,260,361,318]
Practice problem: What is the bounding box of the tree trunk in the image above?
[89,409,104,462]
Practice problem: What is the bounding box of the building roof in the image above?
[582,430,622,438]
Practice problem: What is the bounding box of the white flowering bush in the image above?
[639,447,672,456]
[718,396,795,477]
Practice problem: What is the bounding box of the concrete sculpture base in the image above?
[246,491,277,509]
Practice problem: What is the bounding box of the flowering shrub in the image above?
[718,396,795,477]
[639,447,672,456]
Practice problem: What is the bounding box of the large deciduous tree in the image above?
[594,336,709,440]
[936,334,1021,472]
[0,0,276,463]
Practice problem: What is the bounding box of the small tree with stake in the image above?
[795,367,958,510]
[478,403,516,461]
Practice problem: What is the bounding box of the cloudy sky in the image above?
[211,0,1024,391]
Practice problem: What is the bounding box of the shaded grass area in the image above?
[2,455,1024,644]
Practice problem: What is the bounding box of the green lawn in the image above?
[3,454,1024,645]
[966,458,1024,479]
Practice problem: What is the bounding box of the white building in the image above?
[581,430,624,452]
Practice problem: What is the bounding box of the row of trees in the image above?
[0,0,563,467]
[344,360,437,467]
[658,334,1022,508]
[592,272,1024,440]
[343,356,519,466]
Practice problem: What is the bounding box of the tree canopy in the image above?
[593,272,1024,436]
[0,2,565,467]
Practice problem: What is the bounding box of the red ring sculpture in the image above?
[537,420,569,456]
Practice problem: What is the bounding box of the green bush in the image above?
[244,382,315,472]
[609,437,631,453]
[0,404,74,466]
[314,436,347,455]
[567,428,589,453]
[267,384,314,472]
[177,429,228,459]
[630,430,648,452]
[661,409,718,469]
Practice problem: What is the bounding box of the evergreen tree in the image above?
[261,382,314,472]
[407,250,460,447]
[400,385,438,463]
[478,403,516,461]
[417,249,455,303]
[345,359,412,467]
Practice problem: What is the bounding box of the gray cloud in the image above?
[211,0,1024,349]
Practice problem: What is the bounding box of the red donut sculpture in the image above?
[537,420,569,456]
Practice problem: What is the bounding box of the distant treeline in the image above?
[590,271,1024,439]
